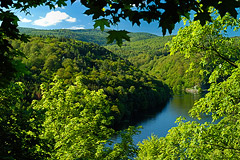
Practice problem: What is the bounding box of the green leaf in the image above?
[93,18,110,32]
[107,30,130,46]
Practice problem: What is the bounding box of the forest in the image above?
[20,28,205,94]
[1,0,240,159]
[105,36,204,94]
[11,36,171,124]
[1,35,172,159]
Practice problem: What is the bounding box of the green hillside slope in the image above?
[105,36,204,93]
[11,36,171,125]
[19,27,206,93]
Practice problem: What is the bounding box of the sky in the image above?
[16,1,240,37]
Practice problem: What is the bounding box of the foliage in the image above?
[11,36,171,125]
[33,76,115,159]
[106,36,203,93]
[167,12,240,86]
[106,36,173,61]
[0,75,143,159]
[148,53,203,93]
[0,0,62,87]
[35,75,149,160]
[137,68,240,159]
[76,0,240,35]
[137,135,163,159]
[0,82,48,159]
[21,28,204,93]
[106,126,141,159]
[2,1,240,159]
[107,30,130,47]
[136,12,240,159]
[2,36,163,159]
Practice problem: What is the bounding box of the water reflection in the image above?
[116,101,167,130]
[168,94,201,118]
[113,94,212,146]
[118,94,212,145]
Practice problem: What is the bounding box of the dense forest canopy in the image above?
[18,28,206,93]
[11,36,171,123]
[106,35,204,93]
[19,28,208,93]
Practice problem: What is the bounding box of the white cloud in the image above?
[20,17,32,23]
[67,25,85,30]
[66,17,76,22]
[33,11,76,27]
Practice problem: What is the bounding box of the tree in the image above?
[167,11,240,83]
[77,0,240,45]
[0,82,48,159]
[1,1,240,158]
[32,76,114,159]
[136,11,240,159]
[33,76,142,159]
[0,0,57,87]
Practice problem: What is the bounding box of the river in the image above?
[114,93,211,145]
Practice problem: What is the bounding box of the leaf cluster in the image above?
[0,82,48,159]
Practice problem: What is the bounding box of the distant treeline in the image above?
[19,27,158,45]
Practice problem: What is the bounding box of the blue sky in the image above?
[16,1,240,37]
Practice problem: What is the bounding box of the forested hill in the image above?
[19,27,205,93]
[106,35,240,94]
[19,27,207,93]
[105,36,204,93]
[11,36,171,125]
[19,27,158,45]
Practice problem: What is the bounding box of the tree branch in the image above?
[211,47,238,68]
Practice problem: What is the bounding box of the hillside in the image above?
[19,27,158,45]
[11,36,171,124]
[13,19,240,102]
[19,27,206,93]
[105,36,204,93]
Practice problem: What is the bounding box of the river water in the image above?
[114,93,211,145]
